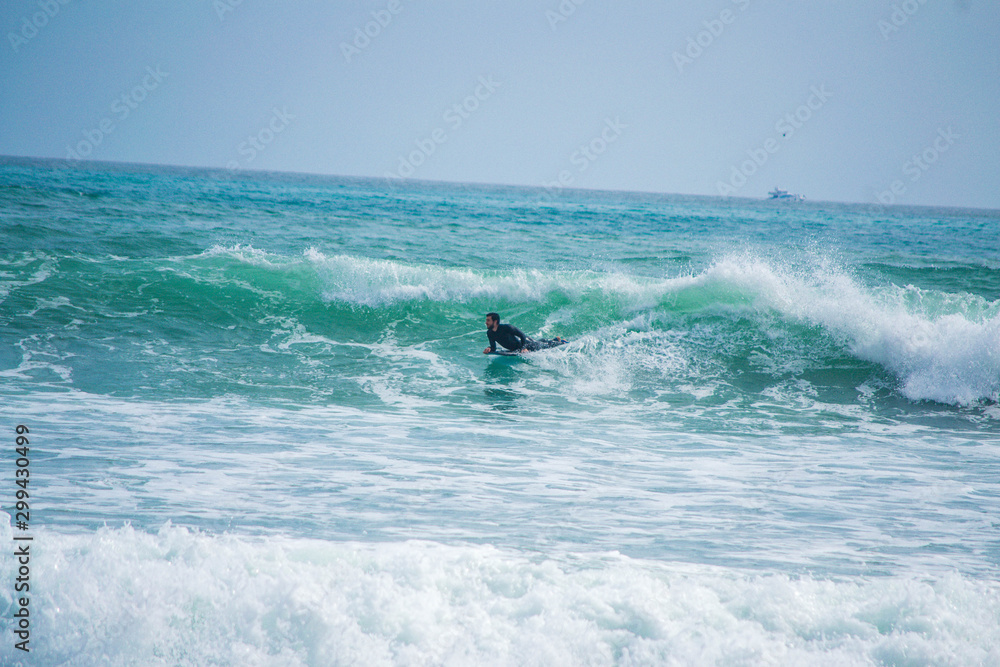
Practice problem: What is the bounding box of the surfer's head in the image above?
[486,312,499,330]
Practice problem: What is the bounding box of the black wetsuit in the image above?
[487,323,529,352]
[488,324,567,352]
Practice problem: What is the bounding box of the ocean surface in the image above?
[1,156,999,666]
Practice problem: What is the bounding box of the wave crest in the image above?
[4,522,998,666]
[131,247,1000,407]
[698,254,1000,405]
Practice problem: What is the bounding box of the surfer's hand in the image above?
[520,348,528,353]
[483,348,491,354]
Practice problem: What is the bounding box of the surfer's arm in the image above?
[511,326,528,349]
[517,329,530,352]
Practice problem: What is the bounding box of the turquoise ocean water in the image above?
[1,156,999,665]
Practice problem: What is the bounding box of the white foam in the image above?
[697,253,1000,406]
[2,522,997,666]
[305,248,555,306]
[0,334,76,384]
[23,295,78,318]
[529,320,690,399]
[302,248,691,309]
[139,245,1000,406]
[198,243,282,267]
[0,255,54,305]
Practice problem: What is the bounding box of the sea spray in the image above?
[3,522,998,666]
[4,160,1000,667]
[696,252,1000,405]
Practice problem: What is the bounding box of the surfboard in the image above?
[486,338,570,357]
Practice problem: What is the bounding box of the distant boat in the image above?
[768,188,805,201]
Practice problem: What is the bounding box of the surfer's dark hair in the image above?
[486,312,499,323]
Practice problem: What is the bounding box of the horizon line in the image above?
[1,153,996,215]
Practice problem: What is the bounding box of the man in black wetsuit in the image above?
[483,312,566,354]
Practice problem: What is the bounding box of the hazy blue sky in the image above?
[2,1,997,208]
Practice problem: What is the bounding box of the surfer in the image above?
[483,312,566,354]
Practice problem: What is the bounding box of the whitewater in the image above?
[1,157,999,665]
